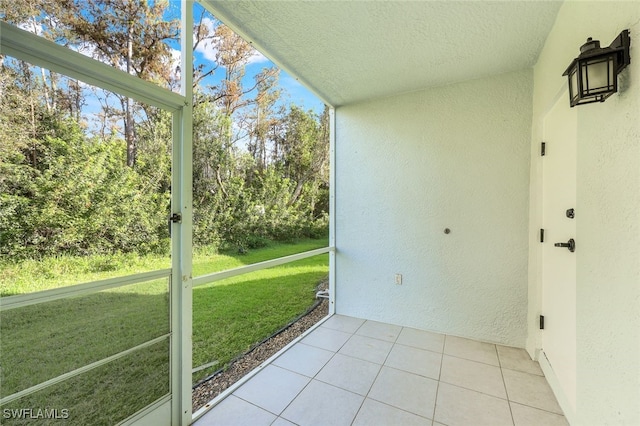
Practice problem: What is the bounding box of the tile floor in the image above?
[195,315,569,426]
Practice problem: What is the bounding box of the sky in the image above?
[14,1,324,117]
[188,3,325,115]
[8,1,325,140]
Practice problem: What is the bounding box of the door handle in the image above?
[554,238,575,252]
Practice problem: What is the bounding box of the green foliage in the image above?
[0,5,329,262]
[0,116,168,259]
[190,99,329,252]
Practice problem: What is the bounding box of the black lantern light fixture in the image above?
[563,30,631,107]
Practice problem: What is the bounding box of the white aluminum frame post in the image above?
[329,107,337,315]
[173,1,194,423]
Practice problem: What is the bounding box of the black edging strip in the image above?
[192,288,326,389]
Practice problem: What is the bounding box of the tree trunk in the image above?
[288,179,305,206]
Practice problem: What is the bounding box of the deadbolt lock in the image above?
[566,208,575,219]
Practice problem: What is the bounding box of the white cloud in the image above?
[195,38,219,63]
[193,17,219,62]
[248,50,269,65]
[72,42,98,59]
[17,19,44,36]
[169,47,181,77]
[194,17,269,66]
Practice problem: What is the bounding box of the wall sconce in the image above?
[562,30,631,107]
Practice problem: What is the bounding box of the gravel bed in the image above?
[192,281,329,412]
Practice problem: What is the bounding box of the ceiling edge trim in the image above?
[335,66,537,110]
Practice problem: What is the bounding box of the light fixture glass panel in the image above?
[582,58,612,94]
[570,67,578,101]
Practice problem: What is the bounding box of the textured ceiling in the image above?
[203,1,563,107]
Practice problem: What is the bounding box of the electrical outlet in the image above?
[395,273,402,285]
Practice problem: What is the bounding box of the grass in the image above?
[0,238,328,424]
[0,340,170,426]
[0,252,170,296]
[192,254,328,382]
[0,238,328,296]
[0,279,171,425]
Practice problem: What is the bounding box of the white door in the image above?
[542,91,577,411]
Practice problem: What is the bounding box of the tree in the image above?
[51,0,179,166]
[0,0,88,124]
[192,18,281,205]
[278,106,330,207]
[247,69,281,172]
[1,1,330,258]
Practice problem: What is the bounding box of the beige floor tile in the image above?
[272,342,334,377]
[316,353,381,395]
[444,335,499,366]
[497,345,543,376]
[321,314,366,334]
[434,383,513,426]
[281,380,363,426]
[339,334,394,364]
[356,320,403,342]
[503,369,563,414]
[196,395,276,426]
[301,326,352,352]
[194,316,568,426]
[368,366,438,419]
[440,355,506,398]
[353,399,431,426]
[511,402,569,426]
[385,344,442,379]
[396,327,445,353]
[233,365,309,415]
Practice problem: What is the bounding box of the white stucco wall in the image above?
[335,70,533,347]
[527,2,640,424]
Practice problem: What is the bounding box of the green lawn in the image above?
[0,278,171,425]
[0,238,328,296]
[192,253,328,382]
[0,238,328,424]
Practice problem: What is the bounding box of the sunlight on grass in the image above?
[0,340,169,426]
[192,254,329,382]
[0,277,170,425]
[0,238,328,296]
[0,253,170,296]
[0,239,329,419]
[0,278,169,397]
[192,238,328,278]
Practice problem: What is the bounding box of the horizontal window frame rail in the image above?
[192,247,332,288]
[0,269,171,312]
[0,22,185,112]
[0,334,171,406]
